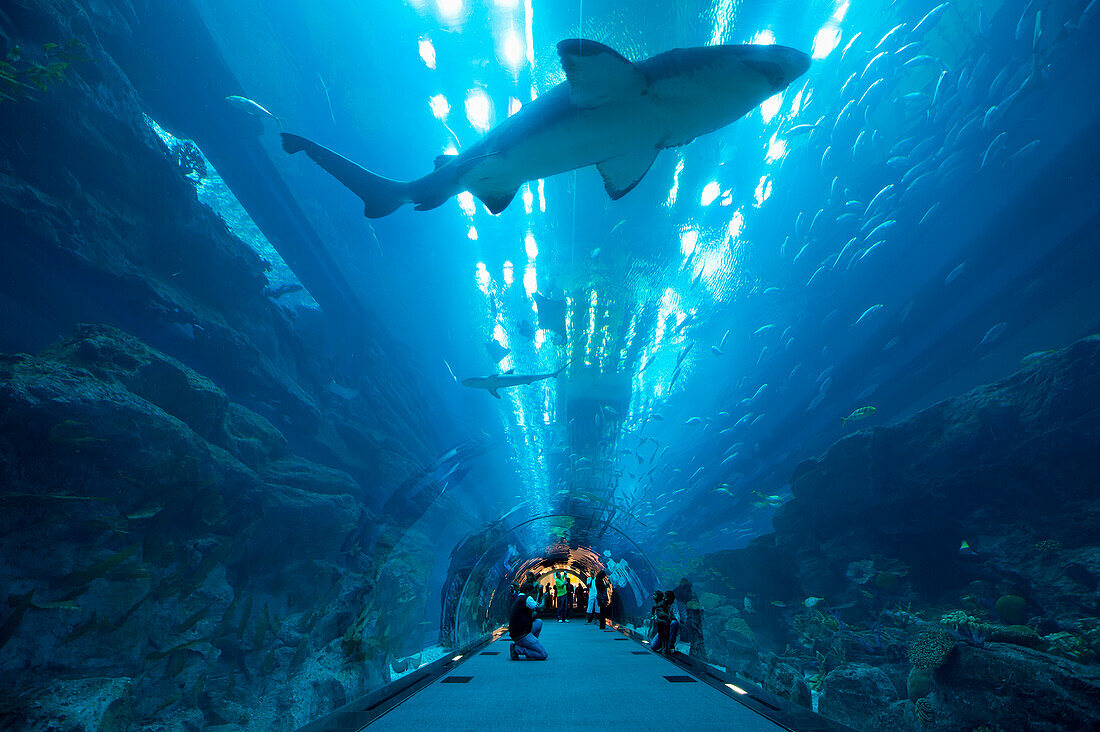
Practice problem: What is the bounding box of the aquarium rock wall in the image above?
[677,335,1100,731]
[0,1,457,729]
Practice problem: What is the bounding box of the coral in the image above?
[874,572,900,592]
[846,559,875,585]
[1034,539,1062,553]
[1043,632,1094,662]
[908,629,955,669]
[939,610,993,645]
[907,666,934,700]
[994,595,1026,625]
[915,697,934,725]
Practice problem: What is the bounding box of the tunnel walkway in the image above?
[365,622,788,731]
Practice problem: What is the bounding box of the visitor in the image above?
[555,570,569,622]
[585,574,600,624]
[596,572,611,629]
[509,583,548,661]
[651,590,679,654]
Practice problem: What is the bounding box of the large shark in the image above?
[281,38,810,218]
[461,362,569,399]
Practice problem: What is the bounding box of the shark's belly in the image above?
[460,98,662,193]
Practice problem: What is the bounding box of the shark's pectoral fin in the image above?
[557,39,646,108]
[596,148,660,200]
[434,154,458,169]
[469,183,518,215]
[489,388,501,399]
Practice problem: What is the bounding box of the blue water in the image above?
[2,0,1099,729]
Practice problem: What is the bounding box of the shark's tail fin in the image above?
[281,133,409,218]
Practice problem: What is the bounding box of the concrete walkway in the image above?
[367,621,786,731]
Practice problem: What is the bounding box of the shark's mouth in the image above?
[741,60,787,91]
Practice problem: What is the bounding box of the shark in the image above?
[461,362,569,399]
[281,38,810,218]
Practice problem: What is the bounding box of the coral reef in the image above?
[0,326,433,730]
[669,335,1100,730]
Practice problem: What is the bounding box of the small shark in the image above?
[462,362,569,399]
[281,38,810,217]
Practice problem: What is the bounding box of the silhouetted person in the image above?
[585,575,599,624]
[554,571,569,622]
[509,583,548,661]
[675,577,705,657]
[650,590,679,653]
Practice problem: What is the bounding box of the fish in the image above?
[225,95,282,127]
[861,51,889,82]
[903,54,940,70]
[840,32,863,64]
[853,304,885,327]
[919,203,940,226]
[865,184,895,215]
[912,2,950,36]
[1008,139,1040,162]
[443,359,458,384]
[864,219,896,242]
[461,361,569,398]
[875,23,907,50]
[282,39,810,217]
[842,406,877,424]
[981,132,1007,169]
[945,262,966,285]
[484,338,510,363]
[804,596,824,608]
[979,322,1007,347]
[126,505,163,521]
[684,417,704,426]
[532,292,567,335]
[753,324,776,336]
[930,70,949,108]
[1020,350,1053,364]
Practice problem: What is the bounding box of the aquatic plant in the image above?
[908,629,955,669]
[0,39,90,101]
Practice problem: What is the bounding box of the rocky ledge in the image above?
[0,325,429,731]
[684,334,1100,731]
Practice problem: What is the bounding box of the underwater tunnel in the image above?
[2,0,1100,730]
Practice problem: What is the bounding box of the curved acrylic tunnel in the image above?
[3,0,1100,731]
[443,509,662,646]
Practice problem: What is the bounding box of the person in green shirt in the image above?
[554,571,569,622]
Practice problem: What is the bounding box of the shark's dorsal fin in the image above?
[504,368,515,374]
[556,39,646,108]
[596,148,660,199]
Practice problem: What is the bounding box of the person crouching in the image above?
[509,583,548,661]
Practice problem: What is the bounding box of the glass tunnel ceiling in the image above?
[197,0,1084,566]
